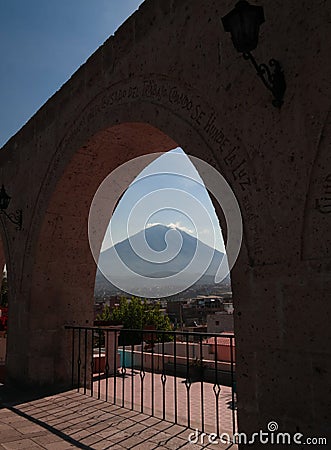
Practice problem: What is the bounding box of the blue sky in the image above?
[103,148,226,253]
[0,0,144,146]
[0,1,226,254]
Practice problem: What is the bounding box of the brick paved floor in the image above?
[91,371,237,437]
[0,390,237,449]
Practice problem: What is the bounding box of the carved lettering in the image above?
[98,78,253,192]
[223,148,251,190]
[142,80,167,101]
[204,113,225,144]
[239,179,252,190]
[128,86,139,99]
[109,89,127,105]
[315,174,331,214]
[190,104,205,125]
[169,87,193,111]
[224,146,237,166]
[315,198,331,214]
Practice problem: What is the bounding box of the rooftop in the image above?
[0,388,237,449]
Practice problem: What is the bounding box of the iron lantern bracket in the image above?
[0,209,23,230]
[243,52,286,108]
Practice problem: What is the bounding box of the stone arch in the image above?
[10,101,257,385]
[2,0,330,442]
[5,78,277,430]
[23,75,272,274]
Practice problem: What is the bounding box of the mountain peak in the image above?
[98,223,226,287]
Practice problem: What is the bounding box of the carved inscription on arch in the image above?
[49,75,266,265]
[100,78,252,192]
[315,173,331,214]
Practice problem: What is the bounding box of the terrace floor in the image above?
[0,387,238,449]
[92,371,236,436]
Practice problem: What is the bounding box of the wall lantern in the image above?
[0,185,22,230]
[221,0,286,108]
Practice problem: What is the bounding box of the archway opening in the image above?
[90,146,237,433]
[7,123,178,387]
[94,146,233,327]
[7,120,242,435]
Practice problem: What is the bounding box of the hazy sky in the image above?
[0,1,226,254]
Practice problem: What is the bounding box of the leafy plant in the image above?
[188,357,206,382]
[189,357,205,368]
[97,296,173,345]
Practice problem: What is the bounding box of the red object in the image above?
[0,307,8,331]
[205,333,236,363]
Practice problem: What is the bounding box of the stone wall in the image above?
[0,0,330,446]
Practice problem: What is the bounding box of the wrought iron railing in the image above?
[65,326,236,437]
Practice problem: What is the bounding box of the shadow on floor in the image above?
[0,387,237,449]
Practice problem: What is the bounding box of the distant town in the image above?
[94,281,234,335]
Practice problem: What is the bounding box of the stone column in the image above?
[104,326,122,375]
